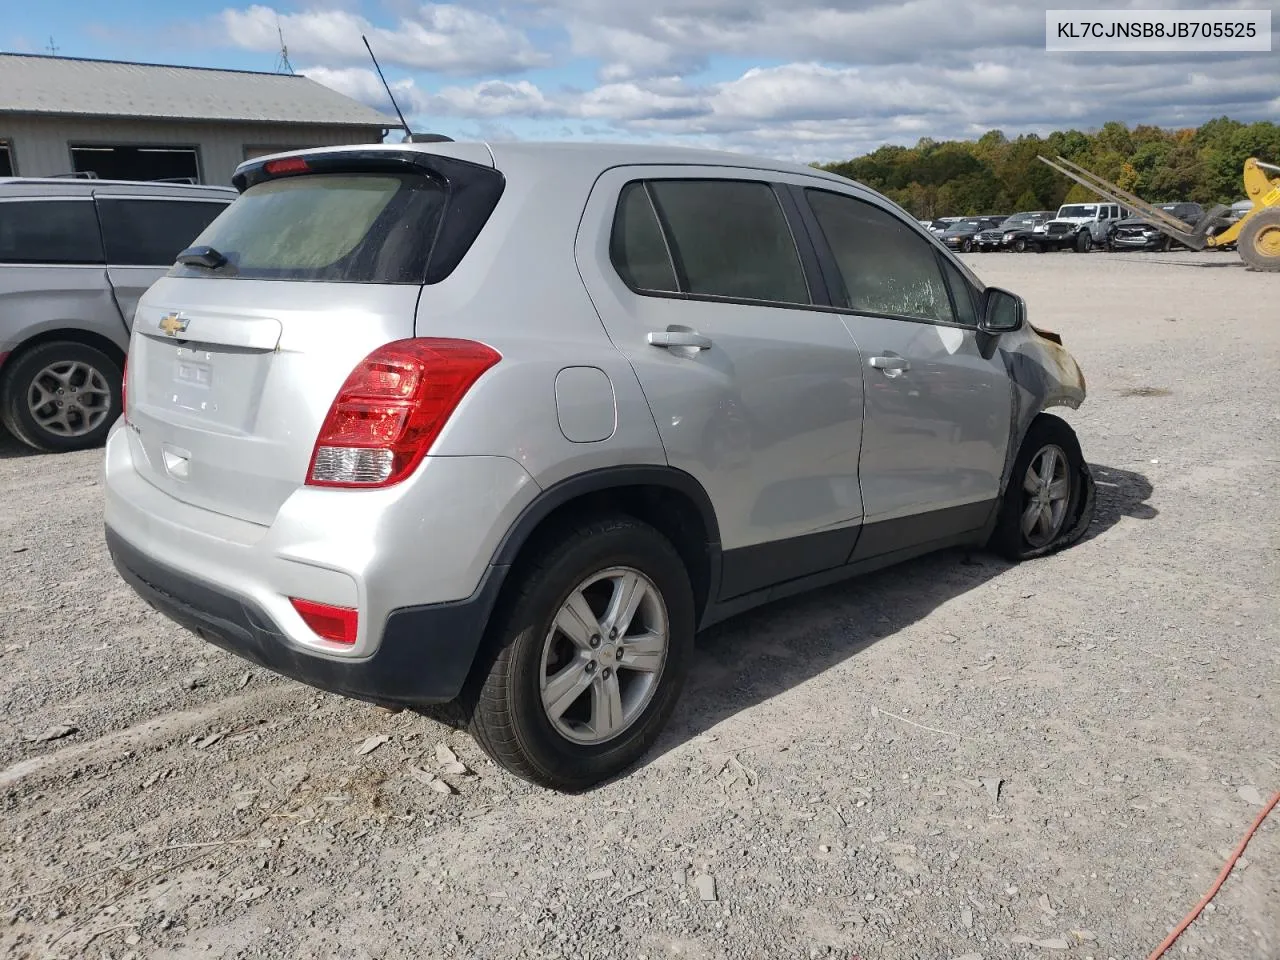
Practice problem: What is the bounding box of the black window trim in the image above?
[0,195,107,266]
[93,194,234,268]
[610,175,819,311]
[790,183,984,332]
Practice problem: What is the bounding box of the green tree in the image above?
[817,118,1277,216]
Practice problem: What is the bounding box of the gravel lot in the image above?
[1,250,1277,960]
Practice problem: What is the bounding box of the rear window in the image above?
[0,199,103,264]
[171,173,445,283]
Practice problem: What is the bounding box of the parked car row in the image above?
[922,200,1232,255]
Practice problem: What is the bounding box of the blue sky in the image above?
[4,0,1278,162]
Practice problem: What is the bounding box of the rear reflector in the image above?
[264,156,310,176]
[306,338,501,489]
[290,598,358,645]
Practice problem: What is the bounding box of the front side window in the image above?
[805,189,955,324]
[939,257,978,327]
[643,179,810,305]
[98,199,229,266]
[0,200,103,264]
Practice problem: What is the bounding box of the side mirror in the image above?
[979,287,1025,334]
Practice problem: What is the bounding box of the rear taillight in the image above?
[306,338,501,489]
[290,598,358,645]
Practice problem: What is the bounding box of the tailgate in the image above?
[128,280,422,525]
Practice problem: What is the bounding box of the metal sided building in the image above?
[0,53,398,184]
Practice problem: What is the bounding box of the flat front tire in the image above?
[989,415,1090,562]
[465,515,695,791]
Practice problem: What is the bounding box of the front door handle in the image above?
[648,330,712,351]
[869,355,910,376]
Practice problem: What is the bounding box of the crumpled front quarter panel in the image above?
[995,325,1087,492]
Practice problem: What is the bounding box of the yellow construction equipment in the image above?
[1038,154,1280,272]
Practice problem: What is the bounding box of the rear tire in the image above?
[0,341,121,453]
[1238,208,1280,272]
[464,515,695,791]
[988,415,1090,562]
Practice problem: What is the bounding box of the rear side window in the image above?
[98,199,229,266]
[806,189,954,324]
[0,200,103,264]
[172,173,445,283]
[639,179,810,305]
[610,183,678,293]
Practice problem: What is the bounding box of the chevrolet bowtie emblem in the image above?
[158,313,189,337]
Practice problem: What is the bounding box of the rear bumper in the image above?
[108,524,503,706]
[102,418,539,703]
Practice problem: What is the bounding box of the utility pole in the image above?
[46,36,59,56]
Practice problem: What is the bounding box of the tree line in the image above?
[817,118,1280,219]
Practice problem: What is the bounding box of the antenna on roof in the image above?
[362,35,413,139]
[46,36,60,56]
[274,18,294,75]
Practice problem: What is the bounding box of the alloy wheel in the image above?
[1020,444,1071,548]
[26,361,113,438]
[539,567,669,745]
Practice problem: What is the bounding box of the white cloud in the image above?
[222,4,548,75]
[288,0,1280,162]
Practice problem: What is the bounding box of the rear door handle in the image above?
[648,330,712,351]
[869,355,909,375]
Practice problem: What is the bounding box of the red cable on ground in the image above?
[1146,789,1280,960]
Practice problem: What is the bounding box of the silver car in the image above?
[0,177,233,451]
[104,142,1095,790]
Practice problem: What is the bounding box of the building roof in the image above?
[0,53,398,129]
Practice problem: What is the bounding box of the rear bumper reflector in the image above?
[290,597,359,645]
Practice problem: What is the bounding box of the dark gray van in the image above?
[0,178,233,451]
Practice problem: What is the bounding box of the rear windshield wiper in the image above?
[176,245,228,269]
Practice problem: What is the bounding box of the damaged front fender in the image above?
[993,324,1097,555]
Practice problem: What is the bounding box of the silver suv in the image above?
[0,177,233,451]
[104,143,1095,790]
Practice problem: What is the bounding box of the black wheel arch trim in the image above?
[492,464,723,567]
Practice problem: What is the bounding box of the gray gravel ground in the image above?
[1,250,1277,960]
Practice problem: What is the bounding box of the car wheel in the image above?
[1013,238,1027,253]
[0,341,122,453]
[1075,231,1093,253]
[465,515,695,791]
[961,239,973,253]
[1238,207,1280,272]
[988,415,1092,562]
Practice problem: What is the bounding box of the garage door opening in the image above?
[0,141,13,177]
[70,145,200,183]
